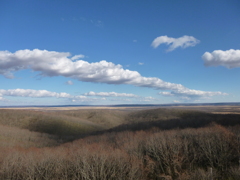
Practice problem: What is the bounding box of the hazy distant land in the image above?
[2,102,240,114]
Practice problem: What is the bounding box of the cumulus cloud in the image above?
[84,91,138,97]
[151,35,200,51]
[202,49,240,68]
[66,80,74,85]
[0,49,183,90]
[0,49,224,98]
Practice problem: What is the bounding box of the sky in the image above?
[0,0,240,106]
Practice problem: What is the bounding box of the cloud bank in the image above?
[84,91,138,97]
[0,89,71,98]
[151,35,200,51]
[0,89,105,103]
[0,49,224,99]
[202,49,240,68]
[159,89,227,99]
[0,88,157,104]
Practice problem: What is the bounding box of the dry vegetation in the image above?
[0,106,240,179]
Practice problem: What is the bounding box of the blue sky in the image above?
[0,0,240,105]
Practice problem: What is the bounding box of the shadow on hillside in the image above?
[17,108,240,142]
[85,112,240,137]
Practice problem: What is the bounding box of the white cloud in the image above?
[66,80,74,85]
[0,88,105,104]
[0,88,162,105]
[138,62,144,65]
[0,49,224,98]
[159,91,174,96]
[0,49,181,89]
[180,96,191,101]
[202,49,240,68]
[159,89,228,99]
[84,91,138,97]
[0,96,9,102]
[71,95,106,103]
[0,89,72,98]
[71,54,85,60]
[85,92,160,103]
[0,88,141,103]
[139,96,158,102]
[109,96,159,103]
[151,35,200,52]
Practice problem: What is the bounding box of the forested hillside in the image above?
[0,107,239,179]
